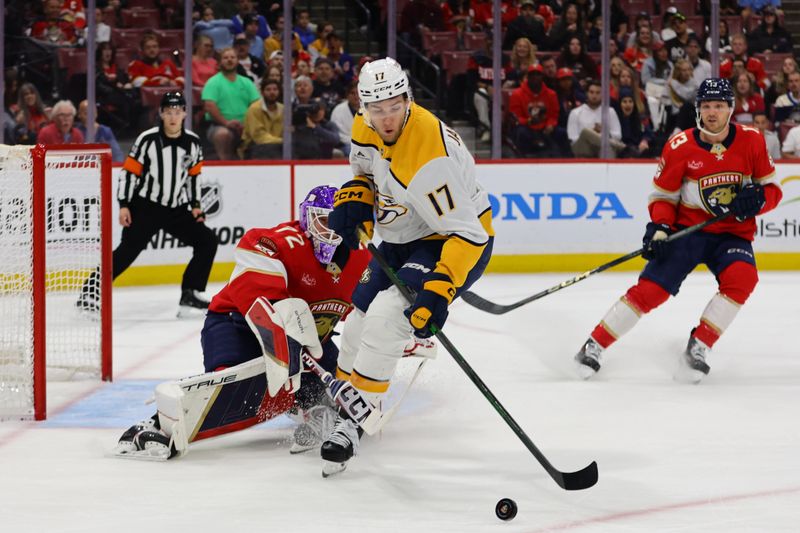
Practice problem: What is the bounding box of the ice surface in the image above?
[1,272,798,532]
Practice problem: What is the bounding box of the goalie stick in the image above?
[462,212,732,315]
[356,227,598,491]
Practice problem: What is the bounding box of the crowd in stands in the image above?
[4,0,800,161]
[435,0,800,158]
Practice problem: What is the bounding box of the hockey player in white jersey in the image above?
[325,57,495,476]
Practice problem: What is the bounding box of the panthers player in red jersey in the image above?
[114,186,375,459]
[574,78,782,383]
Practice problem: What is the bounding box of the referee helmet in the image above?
[160,91,186,111]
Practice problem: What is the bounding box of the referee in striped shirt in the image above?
[115,91,218,316]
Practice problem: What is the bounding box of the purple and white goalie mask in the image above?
[299,186,342,264]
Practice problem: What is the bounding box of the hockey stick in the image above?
[462,212,732,315]
[356,227,598,491]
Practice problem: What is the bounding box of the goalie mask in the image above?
[299,185,342,265]
[358,57,413,130]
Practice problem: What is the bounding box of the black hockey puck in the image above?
[495,498,518,521]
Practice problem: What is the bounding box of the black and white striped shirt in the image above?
[118,125,203,209]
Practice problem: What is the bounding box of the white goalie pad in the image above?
[153,358,268,459]
[155,382,190,458]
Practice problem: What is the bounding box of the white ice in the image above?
[1,271,799,532]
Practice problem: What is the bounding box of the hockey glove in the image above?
[642,222,674,261]
[730,183,766,221]
[404,273,455,338]
[245,297,323,397]
[329,177,375,249]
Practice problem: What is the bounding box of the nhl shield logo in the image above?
[200,182,222,218]
[698,172,743,215]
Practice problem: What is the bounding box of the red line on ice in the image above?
[527,485,800,532]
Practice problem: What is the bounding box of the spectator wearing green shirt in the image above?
[201,47,261,159]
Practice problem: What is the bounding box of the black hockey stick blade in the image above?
[461,212,732,315]
[356,227,598,491]
[556,461,599,491]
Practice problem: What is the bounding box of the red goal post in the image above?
[1,144,113,420]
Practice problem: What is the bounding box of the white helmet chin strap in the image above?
[695,106,734,137]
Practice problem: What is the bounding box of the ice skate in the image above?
[675,334,711,384]
[113,414,176,461]
[575,338,604,380]
[320,413,362,477]
[290,404,336,454]
[177,289,210,318]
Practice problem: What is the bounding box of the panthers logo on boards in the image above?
[698,172,744,215]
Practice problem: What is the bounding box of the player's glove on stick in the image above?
[642,222,674,261]
[329,177,375,249]
[730,183,766,221]
[245,297,323,397]
[404,273,455,338]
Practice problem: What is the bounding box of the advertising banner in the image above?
[113,161,800,284]
[111,163,291,266]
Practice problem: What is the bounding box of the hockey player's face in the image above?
[367,96,407,143]
[699,101,731,134]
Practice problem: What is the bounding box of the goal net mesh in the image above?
[0,145,106,419]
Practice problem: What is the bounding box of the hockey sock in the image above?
[591,278,670,348]
[693,262,757,347]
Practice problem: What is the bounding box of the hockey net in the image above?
[0,144,112,420]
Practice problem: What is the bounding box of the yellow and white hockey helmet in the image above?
[358,57,411,104]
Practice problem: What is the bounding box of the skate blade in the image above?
[321,461,348,478]
[111,445,173,462]
[575,360,598,380]
[176,306,207,319]
[673,360,707,384]
[289,443,320,455]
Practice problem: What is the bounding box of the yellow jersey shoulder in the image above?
[389,103,450,189]
[351,112,383,150]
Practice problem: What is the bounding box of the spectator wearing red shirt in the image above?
[29,0,78,45]
[60,0,86,30]
[509,64,559,157]
[472,0,518,29]
[440,0,476,31]
[732,72,765,125]
[399,0,445,49]
[37,100,84,145]
[719,33,769,90]
[128,33,185,88]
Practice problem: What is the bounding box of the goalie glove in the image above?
[329,177,375,249]
[245,297,323,397]
[642,222,674,261]
[404,273,455,338]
